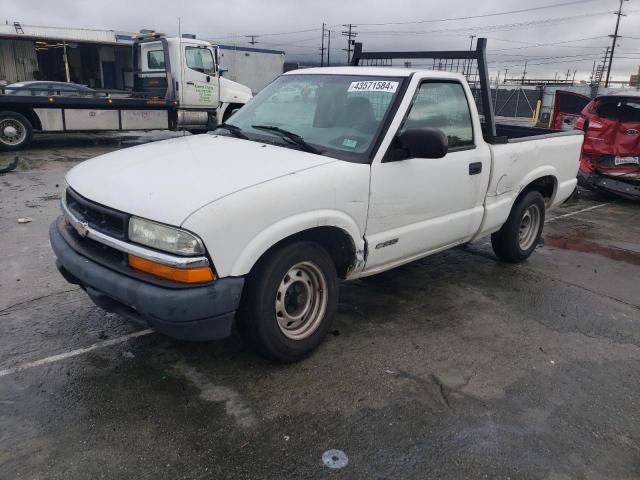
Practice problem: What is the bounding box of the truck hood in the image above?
[66,134,336,226]
[219,76,253,103]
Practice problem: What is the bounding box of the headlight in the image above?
[128,217,205,256]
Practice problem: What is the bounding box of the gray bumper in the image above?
[49,220,244,341]
[578,171,640,201]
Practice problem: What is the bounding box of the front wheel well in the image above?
[254,227,358,279]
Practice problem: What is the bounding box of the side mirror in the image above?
[219,68,229,77]
[397,127,448,159]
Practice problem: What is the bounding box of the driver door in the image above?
[364,80,490,272]
[182,45,219,109]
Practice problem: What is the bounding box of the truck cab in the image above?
[135,35,252,128]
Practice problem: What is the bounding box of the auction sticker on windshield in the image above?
[348,81,399,93]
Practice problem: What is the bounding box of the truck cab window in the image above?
[403,82,474,149]
[185,47,215,75]
[147,50,165,70]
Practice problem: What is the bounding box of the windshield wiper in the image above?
[251,125,322,154]
[215,123,249,140]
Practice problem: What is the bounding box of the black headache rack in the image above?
[350,38,504,144]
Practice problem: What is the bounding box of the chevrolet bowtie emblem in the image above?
[75,220,89,237]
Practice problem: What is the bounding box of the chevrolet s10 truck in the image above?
[50,40,582,362]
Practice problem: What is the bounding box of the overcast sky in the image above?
[3,0,640,83]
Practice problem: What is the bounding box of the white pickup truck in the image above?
[50,47,581,362]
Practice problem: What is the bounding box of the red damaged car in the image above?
[576,91,640,200]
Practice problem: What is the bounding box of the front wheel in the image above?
[491,190,546,263]
[237,241,338,363]
[0,111,33,151]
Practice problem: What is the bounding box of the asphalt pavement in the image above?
[1,133,639,479]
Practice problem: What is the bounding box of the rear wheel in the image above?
[491,191,545,263]
[0,111,33,151]
[237,241,338,363]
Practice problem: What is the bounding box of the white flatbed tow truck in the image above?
[0,33,252,150]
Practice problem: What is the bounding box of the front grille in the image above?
[65,188,129,240]
[60,218,127,266]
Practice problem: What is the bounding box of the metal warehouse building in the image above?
[0,22,134,90]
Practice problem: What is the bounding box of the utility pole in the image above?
[320,23,326,67]
[466,35,476,76]
[342,24,357,64]
[521,61,528,85]
[246,35,259,45]
[595,46,610,85]
[605,0,628,87]
[327,30,331,67]
[503,68,509,84]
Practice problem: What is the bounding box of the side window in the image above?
[403,82,474,149]
[147,50,165,70]
[185,47,215,74]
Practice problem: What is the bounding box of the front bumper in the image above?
[50,219,244,341]
[577,170,640,201]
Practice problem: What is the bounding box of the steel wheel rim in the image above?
[0,119,26,146]
[275,261,327,340]
[518,204,541,250]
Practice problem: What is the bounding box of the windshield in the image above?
[224,74,405,161]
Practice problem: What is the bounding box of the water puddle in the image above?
[544,234,640,266]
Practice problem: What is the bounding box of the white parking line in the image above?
[0,329,154,378]
[546,202,611,223]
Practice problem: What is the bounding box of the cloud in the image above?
[3,0,639,81]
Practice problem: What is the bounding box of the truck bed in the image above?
[482,122,581,144]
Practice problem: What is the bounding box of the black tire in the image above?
[0,111,33,151]
[491,190,546,263]
[237,241,338,363]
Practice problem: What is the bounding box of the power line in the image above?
[351,0,604,26]
[490,35,611,51]
[355,11,617,37]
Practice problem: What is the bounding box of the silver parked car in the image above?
[2,81,99,97]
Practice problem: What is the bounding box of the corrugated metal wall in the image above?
[0,39,38,83]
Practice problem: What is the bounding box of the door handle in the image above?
[206,75,211,83]
[186,81,195,86]
[469,162,482,175]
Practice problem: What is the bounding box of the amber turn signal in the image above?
[128,254,215,283]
